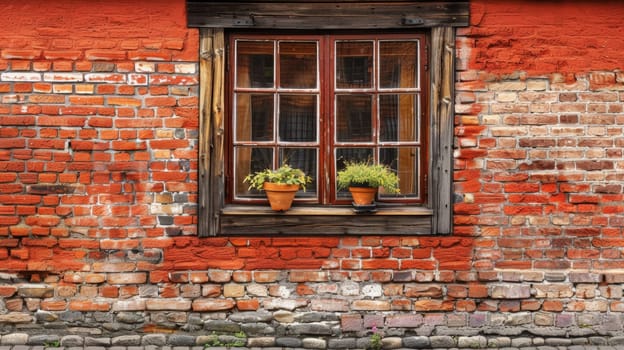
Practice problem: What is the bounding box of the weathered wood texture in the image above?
[429,26,454,234]
[220,206,433,235]
[187,1,469,29]
[198,28,225,236]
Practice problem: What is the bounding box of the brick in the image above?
[69,300,111,311]
[351,300,391,311]
[192,298,236,311]
[107,273,147,284]
[146,299,191,311]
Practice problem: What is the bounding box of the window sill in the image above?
[219,204,433,235]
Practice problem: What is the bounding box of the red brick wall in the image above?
[1,0,624,346]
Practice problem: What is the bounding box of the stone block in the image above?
[491,284,530,299]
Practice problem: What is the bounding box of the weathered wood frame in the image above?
[195,2,462,236]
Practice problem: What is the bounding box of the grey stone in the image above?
[483,327,525,336]
[609,336,624,345]
[93,312,114,323]
[589,336,608,345]
[511,337,533,348]
[60,335,84,347]
[168,335,196,346]
[403,336,430,348]
[289,322,333,335]
[84,337,112,346]
[141,334,167,346]
[275,337,302,348]
[544,272,566,282]
[457,335,487,348]
[204,320,242,333]
[111,335,141,346]
[241,322,275,336]
[246,336,274,347]
[302,337,327,349]
[487,337,512,348]
[327,338,356,349]
[60,311,84,323]
[117,312,145,324]
[27,335,60,345]
[228,311,273,323]
[545,338,573,346]
[429,335,455,348]
[1,335,28,346]
[527,327,567,337]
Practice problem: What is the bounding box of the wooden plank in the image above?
[198,29,214,237]
[221,205,433,216]
[198,29,226,236]
[429,26,454,234]
[220,212,433,235]
[187,2,469,29]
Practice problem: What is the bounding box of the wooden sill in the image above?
[219,204,433,235]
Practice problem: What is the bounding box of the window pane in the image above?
[280,148,317,198]
[280,42,317,89]
[336,41,373,89]
[380,147,420,199]
[335,148,374,199]
[236,41,274,88]
[379,41,418,89]
[379,94,419,142]
[234,147,273,198]
[336,94,372,142]
[235,94,274,142]
[279,95,317,142]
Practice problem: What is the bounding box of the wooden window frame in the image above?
[194,2,464,236]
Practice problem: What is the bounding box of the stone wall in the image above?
[2,1,624,348]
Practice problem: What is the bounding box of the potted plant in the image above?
[244,163,312,211]
[337,160,400,207]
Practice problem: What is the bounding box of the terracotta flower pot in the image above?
[348,186,377,206]
[263,182,300,211]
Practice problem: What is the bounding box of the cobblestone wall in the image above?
[3,1,624,348]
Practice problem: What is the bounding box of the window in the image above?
[192,2,466,236]
[230,34,427,205]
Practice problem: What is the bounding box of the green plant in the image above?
[244,163,311,191]
[337,160,400,194]
[203,331,247,349]
[44,340,60,348]
[369,325,383,350]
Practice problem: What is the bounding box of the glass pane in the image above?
[335,148,374,199]
[379,94,419,142]
[380,147,419,198]
[279,95,317,142]
[235,147,273,198]
[379,41,418,89]
[280,42,317,89]
[235,94,274,142]
[280,148,317,198]
[236,41,274,88]
[336,41,373,89]
[335,95,372,142]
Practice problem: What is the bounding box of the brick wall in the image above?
[2,0,624,348]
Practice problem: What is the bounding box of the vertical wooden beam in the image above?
[430,26,454,234]
[199,28,225,236]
